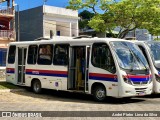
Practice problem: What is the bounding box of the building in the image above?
[18,5,79,41]
[0,0,15,68]
[79,29,118,38]
[80,28,152,41]
[125,29,151,41]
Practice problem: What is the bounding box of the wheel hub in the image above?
[34,83,40,91]
[97,89,105,99]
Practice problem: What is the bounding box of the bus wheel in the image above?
[93,85,106,102]
[32,80,42,94]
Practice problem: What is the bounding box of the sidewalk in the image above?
[0,79,5,82]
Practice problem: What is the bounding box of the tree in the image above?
[79,10,94,30]
[79,10,94,19]
[67,0,160,38]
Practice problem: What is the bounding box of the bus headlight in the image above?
[155,74,160,83]
[148,77,152,84]
[123,76,132,85]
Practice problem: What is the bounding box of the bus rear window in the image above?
[8,46,16,64]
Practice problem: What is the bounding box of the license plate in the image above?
[138,92,145,96]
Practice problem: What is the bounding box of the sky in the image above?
[0,0,105,13]
[1,0,70,11]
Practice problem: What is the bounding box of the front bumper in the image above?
[119,82,153,98]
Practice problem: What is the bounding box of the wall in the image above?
[44,5,78,17]
[43,19,56,37]
[17,5,79,41]
[17,6,43,41]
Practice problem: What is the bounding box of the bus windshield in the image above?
[110,41,149,70]
[147,42,160,68]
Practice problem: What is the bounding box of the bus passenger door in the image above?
[85,46,90,92]
[68,47,76,89]
[17,47,27,84]
[68,46,90,92]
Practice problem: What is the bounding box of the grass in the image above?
[0,82,21,89]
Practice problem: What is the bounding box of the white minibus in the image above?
[6,37,153,101]
[135,41,160,93]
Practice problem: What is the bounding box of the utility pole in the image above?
[12,0,16,41]
[43,0,47,37]
[13,3,19,41]
[43,0,47,5]
[17,4,19,41]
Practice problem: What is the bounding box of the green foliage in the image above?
[79,10,94,19]
[154,37,160,41]
[0,82,20,89]
[79,20,89,29]
[79,10,94,29]
[88,14,107,32]
[67,0,160,38]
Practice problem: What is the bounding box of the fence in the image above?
[0,7,13,15]
[0,30,14,39]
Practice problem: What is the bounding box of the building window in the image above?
[37,44,53,65]
[0,48,7,66]
[53,44,69,65]
[92,34,96,37]
[57,31,60,36]
[91,43,116,73]
[27,45,38,64]
[8,46,16,64]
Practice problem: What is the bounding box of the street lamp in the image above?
[43,0,47,5]
[43,0,47,38]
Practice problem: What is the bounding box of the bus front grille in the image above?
[133,81,148,85]
[135,88,147,93]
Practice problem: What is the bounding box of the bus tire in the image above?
[93,85,106,102]
[32,80,42,94]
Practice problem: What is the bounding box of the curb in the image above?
[0,80,5,82]
[0,89,26,93]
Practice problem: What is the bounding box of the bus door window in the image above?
[92,43,116,73]
[87,47,90,68]
[75,47,86,90]
[8,46,16,64]
[37,44,53,65]
[27,45,38,64]
[76,47,85,80]
[53,44,69,65]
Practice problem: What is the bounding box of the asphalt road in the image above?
[0,88,160,119]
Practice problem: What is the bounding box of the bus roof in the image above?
[8,37,133,46]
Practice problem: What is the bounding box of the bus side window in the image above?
[37,44,53,65]
[27,45,38,64]
[91,43,116,73]
[8,46,16,64]
[53,44,69,65]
